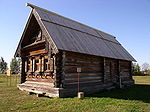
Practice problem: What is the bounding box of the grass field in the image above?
[0,74,150,112]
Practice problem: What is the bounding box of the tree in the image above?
[141,63,150,71]
[10,58,20,73]
[132,62,141,75]
[131,62,136,74]
[141,62,150,75]
[0,57,7,73]
[135,63,140,73]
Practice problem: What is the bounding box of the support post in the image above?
[129,61,132,79]
[61,51,66,88]
[118,60,122,88]
[39,57,41,72]
[117,60,120,81]
[103,58,106,83]
[41,57,44,72]
[32,58,35,72]
[29,58,33,72]
[25,60,27,73]
[53,55,58,87]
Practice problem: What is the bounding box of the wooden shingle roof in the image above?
[15,3,136,61]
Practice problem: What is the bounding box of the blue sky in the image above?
[0,0,150,67]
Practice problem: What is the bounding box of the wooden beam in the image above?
[22,40,45,50]
[129,61,132,79]
[29,49,46,56]
[25,60,27,72]
[32,58,35,72]
[103,57,106,83]
[61,51,66,88]
[64,80,102,85]
[49,58,54,72]
[41,57,44,72]
[39,57,41,72]
[30,58,33,72]
[117,60,121,82]
[21,57,26,83]
[53,55,58,87]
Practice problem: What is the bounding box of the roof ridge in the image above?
[26,3,115,38]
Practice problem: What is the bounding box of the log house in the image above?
[15,3,136,97]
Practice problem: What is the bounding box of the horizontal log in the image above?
[63,80,102,85]
[120,69,130,72]
[63,82,102,88]
[64,64,103,69]
[120,73,130,77]
[22,40,45,50]
[64,76,102,81]
[65,61,103,65]
[64,71,103,74]
[64,63,103,68]
[26,77,54,83]
[29,49,46,56]
[65,53,102,61]
[64,67,103,73]
[63,78,102,84]
[64,72,103,77]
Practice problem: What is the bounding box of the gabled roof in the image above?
[15,3,136,61]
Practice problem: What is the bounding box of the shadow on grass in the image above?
[88,84,150,103]
[0,81,5,84]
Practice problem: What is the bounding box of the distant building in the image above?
[15,3,136,97]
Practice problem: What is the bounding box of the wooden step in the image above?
[17,82,60,98]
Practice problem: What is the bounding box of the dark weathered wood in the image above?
[64,76,102,81]
[53,55,59,87]
[103,57,106,83]
[129,61,132,79]
[62,51,104,88]
[64,80,102,86]
[117,60,120,82]
[64,73,103,77]
[21,57,26,83]
[63,82,103,89]
[60,51,65,87]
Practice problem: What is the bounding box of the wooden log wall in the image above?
[61,51,104,89]
[56,51,132,90]
[104,59,118,83]
[119,60,131,81]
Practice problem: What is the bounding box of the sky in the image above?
[0,0,150,67]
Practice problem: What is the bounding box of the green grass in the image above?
[0,74,150,112]
[0,74,20,87]
[133,76,150,85]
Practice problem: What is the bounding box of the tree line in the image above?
[132,62,150,75]
[0,57,20,74]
